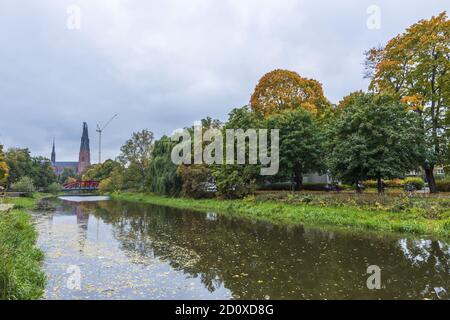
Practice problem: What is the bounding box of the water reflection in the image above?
[58,196,110,202]
[32,198,449,300]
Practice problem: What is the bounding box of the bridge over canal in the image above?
[62,180,100,192]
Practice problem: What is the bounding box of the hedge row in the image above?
[436,179,450,192]
[260,182,353,191]
[363,177,424,190]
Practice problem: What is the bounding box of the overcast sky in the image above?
[0,1,447,162]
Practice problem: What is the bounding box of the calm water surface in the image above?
[31,196,449,300]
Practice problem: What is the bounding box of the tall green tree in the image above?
[175,117,222,198]
[83,159,122,181]
[118,129,154,190]
[5,148,34,187]
[326,94,426,193]
[211,106,262,198]
[5,148,56,189]
[364,12,450,192]
[31,156,57,190]
[266,107,325,190]
[121,163,142,191]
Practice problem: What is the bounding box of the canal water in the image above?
[31,196,449,300]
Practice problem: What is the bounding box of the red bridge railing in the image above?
[62,180,100,191]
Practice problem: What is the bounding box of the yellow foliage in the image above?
[400,95,425,112]
[366,11,449,109]
[0,145,9,187]
[66,177,77,184]
[99,178,112,193]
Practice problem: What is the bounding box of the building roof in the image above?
[53,161,78,167]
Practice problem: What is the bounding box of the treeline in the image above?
[0,147,58,194]
[82,92,425,197]
[81,12,449,198]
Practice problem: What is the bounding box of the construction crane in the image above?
[96,114,118,164]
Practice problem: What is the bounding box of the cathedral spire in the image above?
[51,138,56,163]
[80,122,90,152]
[78,122,91,174]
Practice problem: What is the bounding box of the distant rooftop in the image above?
[53,161,78,167]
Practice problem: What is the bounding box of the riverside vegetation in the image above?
[111,192,450,237]
[0,195,46,300]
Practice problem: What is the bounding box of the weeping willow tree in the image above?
[147,136,182,196]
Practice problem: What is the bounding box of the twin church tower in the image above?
[51,122,91,175]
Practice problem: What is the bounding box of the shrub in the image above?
[403,177,424,190]
[363,178,424,190]
[11,176,35,194]
[99,178,113,193]
[385,179,403,188]
[390,196,414,212]
[46,182,60,195]
[363,180,378,188]
[214,170,257,199]
[98,167,124,193]
[177,165,216,199]
[436,178,450,192]
[260,182,351,192]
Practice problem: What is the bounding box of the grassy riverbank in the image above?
[0,195,46,300]
[111,192,450,237]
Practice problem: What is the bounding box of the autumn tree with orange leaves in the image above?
[250,69,330,117]
[364,12,450,193]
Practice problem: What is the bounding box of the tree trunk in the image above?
[424,165,437,193]
[294,171,303,191]
[355,181,362,193]
[377,176,384,194]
